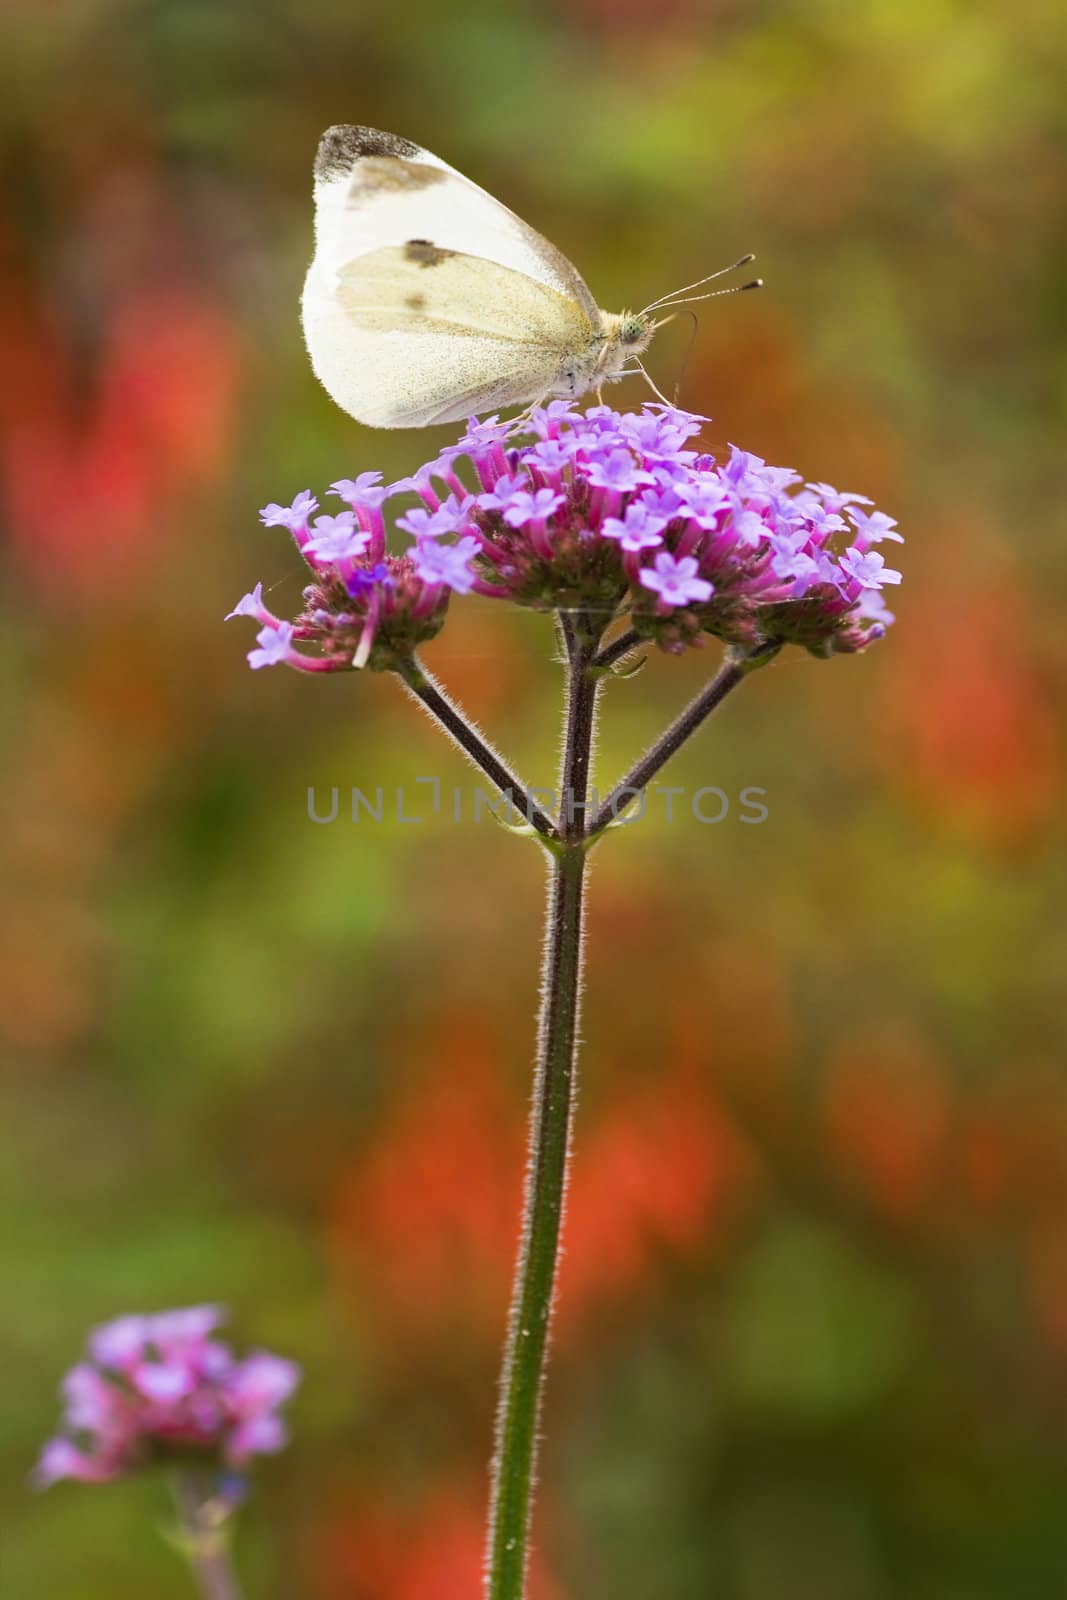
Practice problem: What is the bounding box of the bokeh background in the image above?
[3,1,1067,1595]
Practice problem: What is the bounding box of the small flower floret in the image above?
[259,491,317,531]
[640,552,714,608]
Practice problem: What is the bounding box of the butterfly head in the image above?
[597,310,657,381]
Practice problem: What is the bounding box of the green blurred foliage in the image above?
[2,0,1066,1595]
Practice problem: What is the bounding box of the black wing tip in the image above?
[315,125,420,181]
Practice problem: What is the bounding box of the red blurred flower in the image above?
[329,1016,747,1350]
[885,558,1061,848]
[559,1063,743,1326]
[1,193,241,596]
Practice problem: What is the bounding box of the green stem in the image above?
[171,1473,245,1600]
[486,624,600,1600]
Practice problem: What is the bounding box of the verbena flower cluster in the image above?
[34,1306,300,1488]
[231,402,900,670]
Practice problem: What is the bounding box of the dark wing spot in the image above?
[315,125,420,182]
[404,239,455,268]
[405,293,427,311]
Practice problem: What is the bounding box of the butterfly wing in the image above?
[301,126,602,428]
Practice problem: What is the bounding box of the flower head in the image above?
[237,404,899,673]
[34,1307,300,1488]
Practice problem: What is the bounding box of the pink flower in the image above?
[34,1307,300,1489]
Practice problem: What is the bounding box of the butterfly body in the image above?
[301,126,655,428]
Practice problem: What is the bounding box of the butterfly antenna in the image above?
[640,254,759,316]
[653,279,762,311]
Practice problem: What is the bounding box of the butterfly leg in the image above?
[630,361,673,407]
[508,396,549,432]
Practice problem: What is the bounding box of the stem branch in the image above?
[397,655,556,839]
[588,644,780,837]
[593,626,642,672]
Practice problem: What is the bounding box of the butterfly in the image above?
[301,125,760,429]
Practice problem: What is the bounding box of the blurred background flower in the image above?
[35,1306,300,1487]
[1,2,1066,1596]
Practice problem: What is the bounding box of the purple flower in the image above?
[396,499,471,540]
[529,439,574,475]
[676,477,730,528]
[305,513,371,563]
[346,562,393,596]
[602,503,667,552]
[259,491,317,530]
[585,449,656,494]
[477,473,531,513]
[330,471,387,506]
[618,409,702,461]
[838,547,903,589]
[501,488,565,529]
[225,582,266,622]
[807,481,874,514]
[640,484,686,521]
[450,415,511,455]
[412,535,480,594]
[796,501,848,539]
[639,552,714,607]
[728,506,769,548]
[855,586,897,628]
[725,446,801,501]
[34,1307,300,1488]
[534,399,581,425]
[90,1315,150,1371]
[847,506,904,544]
[248,622,295,669]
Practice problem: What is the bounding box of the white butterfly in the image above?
[301,125,759,429]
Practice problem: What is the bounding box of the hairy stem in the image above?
[593,625,642,672]
[587,643,780,837]
[486,624,601,1600]
[397,655,556,839]
[171,1474,244,1600]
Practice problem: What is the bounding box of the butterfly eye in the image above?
[620,316,647,345]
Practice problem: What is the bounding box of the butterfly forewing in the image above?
[302,125,603,428]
